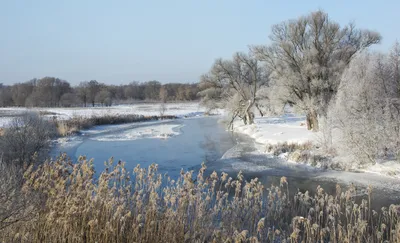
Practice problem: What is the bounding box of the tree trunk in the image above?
[244,100,255,125]
[306,109,319,132]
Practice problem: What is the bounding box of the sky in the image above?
[0,0,399,85]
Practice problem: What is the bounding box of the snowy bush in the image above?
[329,51,400,165]
[0,112,57,167]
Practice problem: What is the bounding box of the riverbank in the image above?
[232,114,400,179]
[0,102,207,127]
[54,114,178,136]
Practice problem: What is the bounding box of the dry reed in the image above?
[1,155,399,242]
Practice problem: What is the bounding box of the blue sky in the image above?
[0,0,398,85]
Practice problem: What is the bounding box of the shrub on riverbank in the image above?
[1,155,399,242]
[0,113,57,167]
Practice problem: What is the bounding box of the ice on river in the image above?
[90,123,183,141]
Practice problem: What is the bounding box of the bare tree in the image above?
[251,10,381,131]
[60,92,79,107]
[11,81,35,107]
[0,84,13,107]
[388,41,400,96]
[77,81,90,107]
[158,86,168,117]
[143,81,161,101]
[25,77,71,107]
[87,80,101,107]
[199,52,269,128]
[95,89,112,106]
[159,86,169,103]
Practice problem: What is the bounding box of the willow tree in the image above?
[199,52,268,128]
[251,10,381,131]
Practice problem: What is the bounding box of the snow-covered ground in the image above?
[232,113,400,181]
[0,102,207,128]
[233,114,316,145]
[361,161,400,179]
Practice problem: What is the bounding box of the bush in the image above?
[0,160,40,232]
[0,112,57,167]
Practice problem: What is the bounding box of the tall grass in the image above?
[1,155,399,242]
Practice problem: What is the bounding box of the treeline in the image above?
[0,79,200,107]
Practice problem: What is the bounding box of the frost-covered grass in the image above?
[1,156,400,242]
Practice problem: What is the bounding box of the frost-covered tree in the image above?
[331,51,400,165]
[95,89,112,106]
[388,41,400,95]
[251,10,381,131]
[199,52,269,128]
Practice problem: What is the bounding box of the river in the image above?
[52,116,400,209]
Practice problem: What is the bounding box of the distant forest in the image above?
[0,79,200,107]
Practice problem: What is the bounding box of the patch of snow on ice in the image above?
[54,136,84,148]
[231,161,272,172]
[91,123,183,141]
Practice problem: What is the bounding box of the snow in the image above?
[0,117,13,128]
[91,123,183,141]
[0,102,207,128]
[54,136,84,149]
[361,161,400,179]
[230,113,400,184]
[233,114,316,145]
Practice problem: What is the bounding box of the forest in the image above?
[0,79,200,107]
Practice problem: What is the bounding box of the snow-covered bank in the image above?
[360,161,400,179]
[233,114,316,145]
[0,102,207,128]
[232,114,400,180]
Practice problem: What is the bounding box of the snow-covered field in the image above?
[0,102,206,128]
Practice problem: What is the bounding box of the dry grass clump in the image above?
[54,114,177,136]
[265,142,335,168]
[265,142,313,156]
[1,155,399,242]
